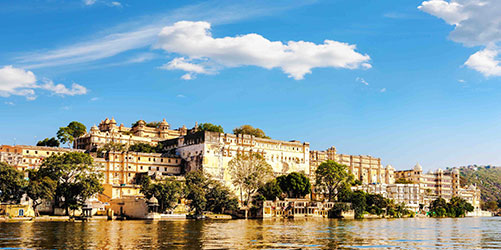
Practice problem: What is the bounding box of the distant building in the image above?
[310,146,395,185]
[353,183,421,212]
[75,117,191,151]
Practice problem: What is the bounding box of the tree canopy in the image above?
[233,125,270,139]
[26,169,57,216]
[57,121,86,147]
[257,179,283,201]
[37,152,103,215]
[36,137,60,147]
[0,162,26,204]
[228,153,273,206]
[429,196,474,217]
[197,123,224,133]
[315,160,354,201]
[276,172,311,198]
[140,175,184,212]
[129,143,158,153]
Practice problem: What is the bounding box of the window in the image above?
[138,157,141,160]
[157,167,159,171]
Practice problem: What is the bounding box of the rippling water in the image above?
[0,217,499,249]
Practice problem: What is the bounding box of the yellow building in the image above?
[310,146,395,185]
[75,118,190,151]
[93,151,183,199]
[0,145,83,171]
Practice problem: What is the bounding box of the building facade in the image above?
[161,131,311,187]
[75,118,191,151]
[0,145,84,171]
[93,151,182,199]
[310,146,395,185]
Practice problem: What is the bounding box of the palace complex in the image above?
[0,117,483,214]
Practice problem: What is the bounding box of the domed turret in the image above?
[414,163,423,172]
[110,117,117,124]
[386,164,394,170]
[148,196,159,204]
[91,124,99,132]
[437,168,443,174]
[137,120,146,126]
[104,118,110,124]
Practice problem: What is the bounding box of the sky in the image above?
[2,0,501,171]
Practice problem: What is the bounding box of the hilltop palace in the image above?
[0,117,482,215]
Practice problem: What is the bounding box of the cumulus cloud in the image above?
[155,21,371,80]
[110,1,122,7]
[464,48,501,77]
[380,88,387,93]
[39,80,88,96]
[0,65,87,100]
[419,0,501,76]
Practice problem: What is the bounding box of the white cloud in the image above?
[356,77,369,86]
[90,97,99,101]
[110,1,122,7]
[17,1,314,69]
[0,65,87,99]
[176,94,186,98]
[380,88,387,93]
[39,80,88,96]
[419,0,501,76]
[155,21,371,80]
[458,79,466,83]
[4,101,15,106]
[84,0,97,6]
[464,48,501,76]
[181,74,194,80]
[161,57,210,74]
[0,65,37,99]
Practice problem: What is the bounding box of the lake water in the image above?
[0,217,499,249]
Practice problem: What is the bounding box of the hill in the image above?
[456,166,501,202]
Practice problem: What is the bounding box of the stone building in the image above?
[74,117,190,151]
[394,164,460,204]
[310,146,395,185]
[93,151,182,199]
[353,183,421,212]
[0,145,84,171]
[161,130,311,187]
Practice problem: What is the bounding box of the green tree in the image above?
[447,196,474,217]
[482,200,498,211]
[129,143,157,153]
[276,172,311,198]
[97,142,127,157]
[315,160,354,201]
[26,170,57,216]
[429,197,448,217]
[366,194,388,215]
[228,153,273,206]
[37,152,103,215]
[206,180,238,214]
[141,177,184,212]
[197,123,224,133]
[36,137,60,147]
[351,190,367,219]
[57,121,86,147]
[233,125,270,139]
[0,162,26,203]
[258,179,283,200]
[184,171,208,215]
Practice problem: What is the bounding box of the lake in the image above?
[0,217,499,249]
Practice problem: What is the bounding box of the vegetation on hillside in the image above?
[233,125,270,139]
[458,166,501,202]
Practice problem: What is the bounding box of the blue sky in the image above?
[2,0,501,170]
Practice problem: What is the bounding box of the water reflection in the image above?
[0,217,499,249]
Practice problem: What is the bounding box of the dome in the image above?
[91,125,99,131]
[110,117,117,124]
[137,120,146,126]
[161,118,169,125]
[414,163,423,171]
[148,196,158,204]
[437,168,443,173]
[104,118,110,124]
[386,164,394,170]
